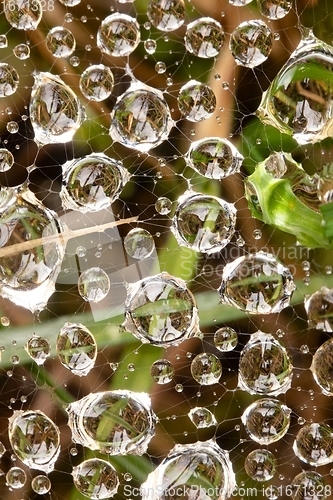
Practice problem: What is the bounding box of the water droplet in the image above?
[0,442,6,457]
[188,407,217,428]
[124,228,155,259]
[175,383,183,392]
[241,398,291,444]
[0,149,14,172]
[214,327,238,351]
[291,471,326,500]
[3,0,42,30]
[66,390,157,455]
[293,423,333,466]
[0,35,8,48]
[0,189,66,313]
[155,197,172,215]
[144,39,157,54]
[258,0,292,19]
[61,153,129,212]
[6,467,26,489]
[31,475,51,495]
[72,458,119,499]
[155,61,166,74]
[79,65,114,101]
[310,338,333,395]
[150,359,174,384]
[97,13,140,57]
[186,137,243,179]
[218,251,295,313]
[184,17,225,58]
[10,354,19,364]
[305,286,333,332]
[59,0,81,4]
[124,472,132,481]
[171,191,236,253]
[46,27,76,58]
[0,64,19,97]
[191,353,222,385]
[178,80,216,121]
[245,449,276,481]
[110,82,173,152]
[238,331,293,395]
[253,229,262,240]
[30,72,85,145]
[230,20,273,68]
[123,272,199,347]
[229,0,252,5]
[56,322,97,377]
[13,44,30,59]
[258,34,333,144]
[6,121,19,134]
[78,267,110,303]
[25,336,50,365]
[141,440,235,500]
[70,55,80,66]
[147,0,185,32]
[8,410,60,473]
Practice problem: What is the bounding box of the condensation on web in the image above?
[0,0,333,500]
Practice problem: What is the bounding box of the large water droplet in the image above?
[238,331,293,395]
[214,327,238,351]
[79,65,114,102]
[3,0,42,30]
[0,64,19,97]
[229,20,273,68]
[124,228,155,259]
[66,390,157,455]
[310,338,333,395]
[61,153,129,212]
[171,191,236,253]
[31,475,51,495]
[147,0,185,32]
[46,27,76,58]
[8,410,60,473]
[25,336,51,365]
[110,82,173,152]
[56,322,97,377]
[178,80,216,121]
[257,0,292,19]
[305,286,333,332]
[6,467,26,489]
[184,17,225,58]
[30,71,85,145]
[186,137,243,179]
[293,423,333,466]
[0,148,14,172]
[291,471,327,500]
[258,34,333,144]
[150,359,174,384]
[191,353,222,385]
[0,189,66,313]
[218,252,295,314]
[241,398,291,444]
[141,440,236,500]
[97,13,140,57]
[188,407,217,428]
[245,449,276,481]
[77,267,110,303]
[123,272,199,347]
[72,458,119,499]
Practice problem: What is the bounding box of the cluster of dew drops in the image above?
[1,0,333,499]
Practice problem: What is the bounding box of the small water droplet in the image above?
[144,39,157,54]
[97,13,140,56]
[6,467,26,489]
[13,44,30,60]
[0,35,8,48]
[25,336,50,365]
[291,471,326,500]
[230,20,273,68]
[46,27,76,58]
[305,286,333,331]
[241,398,291,444]
[293,423,333,465]
[253,229,262,240]
[245,449,276,481]
[150,359,174,384]
[214,327,238,351]
[124,472,132,481]
[184,17,225,58]
[0,149,14,172]
[178,80,216,121]
[191,353,222,385]
[147,0,185,32]
[155,197,172,215]
[72,458,119,499]
[3,0,42,30]
[57,322,97,376]
[79,65,114,102]
[78,267,110,303]
[31,475,51,495]
[175,383,183,392]
[258,0,292,20]
[124,228,155,260]
[188,407,217,428]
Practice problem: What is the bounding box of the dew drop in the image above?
[230,20,273,68]
[238,331,293,395]
[253,229,262,240]
[66,390,157,455]
[77,267,110,303]
[186,137,243,179]
[175,383,183,392]
[245,449,276,481]
[171,191,236,253]
[59,0,81,5]
[291,471,326,500]
[0,35,8,48]
[188,407,217,428]
[241,398,291,444]
[124,228,155,259]
[70,55,80,66]
[31,475,52,495]
[0,64,19,98]
[293,423,333,466]
[310,338,333,395]
[155,197,172,215]
[123,272,199,347]
[13,44,30,60]
[46,27,76,58]
[10,355,19,364]
[214,327,238,351]
[178,80,216,121]
[304,286,333,332]
[110,82,173,152]
[258,0,292,19]
[0,149,14,172]
[3,0,42,30]
[79,65,114,101]
[72,458,119,499]
[190,353,222,385]
[61,153,129,212]
[155,61,166,74]
[6,467,26,489]
[229,0,252,5]
[144,39,157,54]
[150,359,174,384]
[0,442,6,457]
[97,13,140,57]
[25,336,50,365]
[8,410,60,473]
[6,121,19,134]
[56,322,97,377]
[147,0,185,32]
[30,72,85,145]
[184,17,225,58]
[124,472,132,481]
